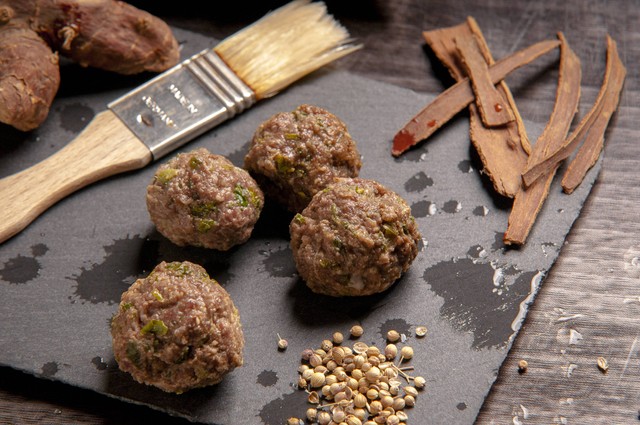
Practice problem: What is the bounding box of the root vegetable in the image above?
[0,0,179,131]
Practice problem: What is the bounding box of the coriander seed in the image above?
[301,348,314,361]
[369,400,383,414]
[287,418,301,425]
[317,411,331,425]
[277,334,288,351]
[306,408,318,422]
[321,339,333,352]
[518,359,528,374]
[350,325,364,337]
[346,415,363,425]
[380,395,394,408]
[307,391,320,404]
[404,394,415,407]
[385,344,398,360]
[400,346,414,360]
[365,366,381,383]
[414,376,426,389]
[333,332,345,345]
[415,326,427,337]
[366,388,379,400]
[392,396,405,410]
[310,372,326,388]
[386,414,400,425]
[386,330,400,342]
[404,386,418,398]
[597,356,609,373]
[354,392,367,408]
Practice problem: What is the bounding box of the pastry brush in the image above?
[0,0,361,243]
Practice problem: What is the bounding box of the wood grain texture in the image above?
[0,110,151,244]
[0,0,638,423]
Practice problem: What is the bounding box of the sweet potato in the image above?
[0,0,179,131]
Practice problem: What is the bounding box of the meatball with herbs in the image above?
[290,178,421,297]
[244,104,362,212]
[146,148,264,250]
[111,261,244,393]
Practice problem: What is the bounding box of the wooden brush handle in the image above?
[0,110,152,244]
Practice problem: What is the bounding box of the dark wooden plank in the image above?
[0,0,638,423]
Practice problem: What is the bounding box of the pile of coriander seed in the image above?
[288,325,426,425]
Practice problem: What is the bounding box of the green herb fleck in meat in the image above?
[274,154,296,174]
[151,289,164,302]
[294,213,306,224]
[284,133,300,140]
[190,201,217,218]
[121,302,133,311]
[196,219,217,233]
[355,186,365,195]
[165,262,192,276]
[189,156,202,169]
[156,168,178,185]
[382,224,398,238]
[126,341,142,368]
[234,184,261,208]
[141,319,168,336]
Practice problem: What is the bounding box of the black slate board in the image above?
[0,28,600,424]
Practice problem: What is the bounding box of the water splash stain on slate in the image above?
[379,318,411,342]
[404,171,433,193]
[259,391,309,425]
[59,102,95,133]
[92,356,109,371]
[69,235,148,305]
[492,231,507,251]
[473,205,489,217]
[257,370,278,387]
[140,233,234,286]
[393,146,428,163]
[411,200,432,218]
[423,258,537,349]
[226,140,251,167]
[42,362,59,377]
[467,245,488,260]
[443,200,462,214]
[458,159,474,173]
[457,402,468,411]
[260,246,297,278]
[0,243,48,284]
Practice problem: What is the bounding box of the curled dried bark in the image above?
[504,33,582,245]
[392,38,558,158]
[454,33,515,127]
[521,35,626,194]
[405,18,545,197]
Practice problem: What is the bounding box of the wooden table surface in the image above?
[1,0,638,423]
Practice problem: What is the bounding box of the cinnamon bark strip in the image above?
[391,38,559,158]
[504,33,582,245]
[521,36,626,193]
[419,18,534,197]
[455,34,515,127]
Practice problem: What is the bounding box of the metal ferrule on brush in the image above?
[109,49,256,160]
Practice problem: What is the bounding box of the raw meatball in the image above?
[110,261,244,393]
[244,104,362,212]
[290,178,421,296]
[146,148,264,250]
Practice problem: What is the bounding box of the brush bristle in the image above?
[214,0,361,99]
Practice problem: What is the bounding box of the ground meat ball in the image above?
[290,178,421,297]
[244,104,362,212]
[111,261,244,393]
[146,148,264,250]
